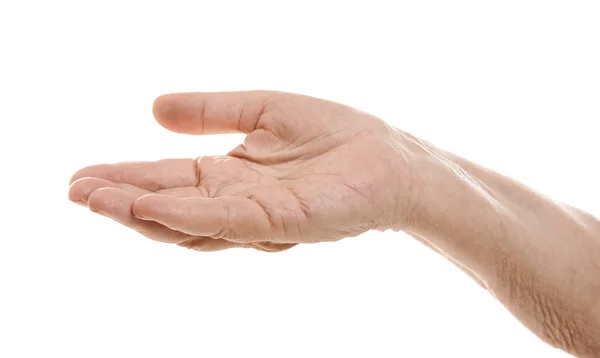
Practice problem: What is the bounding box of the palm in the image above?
[69,91,406,252]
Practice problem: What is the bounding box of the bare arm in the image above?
[401,132,600,356]
[69,91,600,357]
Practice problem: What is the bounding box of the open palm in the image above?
[69,91,412,252]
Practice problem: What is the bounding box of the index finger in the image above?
[69,158,199,191]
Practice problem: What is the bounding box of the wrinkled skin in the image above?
[69,91,600,356]
[69,91,416,252]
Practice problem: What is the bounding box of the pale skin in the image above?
[68,91,600,357]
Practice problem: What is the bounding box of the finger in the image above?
[87,187,246,251]
[132,194,273,243]
[87,187,192,244]
[69,158,199,191]
[152,91,278,135]
[69,177,149,204]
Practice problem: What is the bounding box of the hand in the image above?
[68,91,600,356]
[69,91,417,252]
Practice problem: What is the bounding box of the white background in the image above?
[1,1,599,357]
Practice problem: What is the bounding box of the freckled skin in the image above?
[69,91,600,356]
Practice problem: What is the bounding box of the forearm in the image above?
[400,131,600,356]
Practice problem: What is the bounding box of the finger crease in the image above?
[249,194,276,231]
[199,99,207,134]
[195,157,202,187]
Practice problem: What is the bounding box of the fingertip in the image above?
[131,194,151,219]
[152,93,202,135]
[87,186,133,214]
[69,164,108,185]
[69,168,86,185]
[68,177,117,204]
[132,194,168,219]
[68,179,83,202]
[151,93,173,123]
[87,187,115,213]
[68,177,91,203]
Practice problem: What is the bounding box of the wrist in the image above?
[389,129,511,275]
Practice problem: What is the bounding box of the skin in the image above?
[68,91,600,357]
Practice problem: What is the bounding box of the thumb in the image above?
[152,91,277,135]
